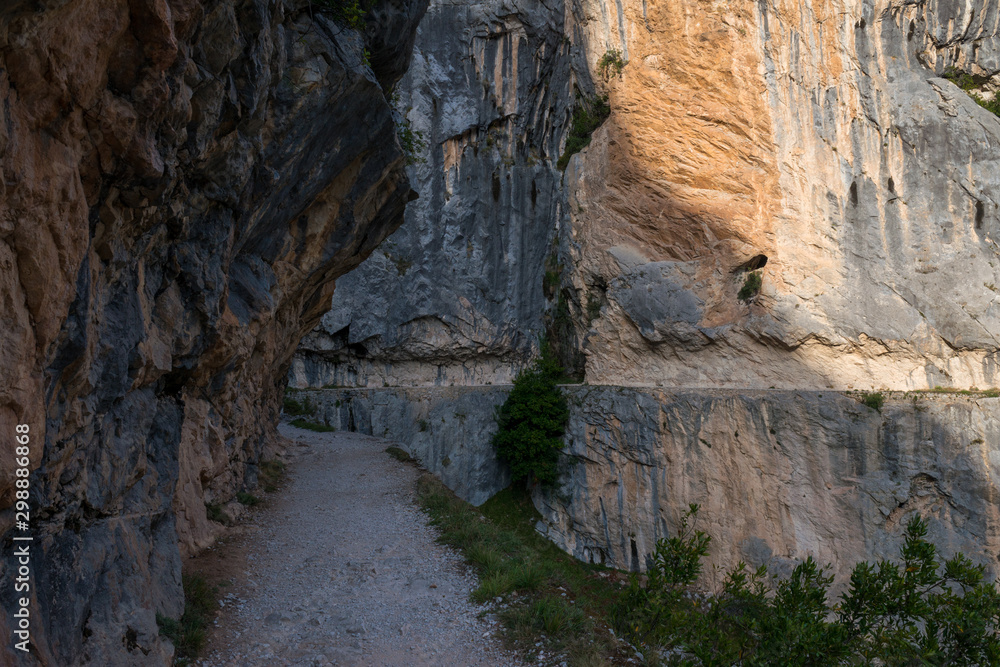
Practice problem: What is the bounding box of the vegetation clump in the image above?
[259,459,287,493]
[557,95,611,170]
[943,67,1000,117]
[385,445,415,463]
[614,509,1000,665]
[283,392,316,417]
[290,417,336,432]
[236,491,261,507]
[417,476,619,664]
[860,390,885,412]
[492,347,569,487]
[396,117,426,165]
[738,270,763,302]
[157,574,217,663]
[419,473,1000,665]
[586,287,603,324]
[205,502,230,525]
[312,0,368,30]
[597,48,627,79]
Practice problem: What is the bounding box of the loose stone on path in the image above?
[196,424,523,666]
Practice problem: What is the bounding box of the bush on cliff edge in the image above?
[492,348,569,487]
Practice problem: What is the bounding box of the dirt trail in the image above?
[195,424,523,666]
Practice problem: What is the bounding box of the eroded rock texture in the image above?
[292,0,584,388]
[0,0,425,663]
[567,0,1000,388]
[535,388,1000,584]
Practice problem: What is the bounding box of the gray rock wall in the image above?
[292,0,585,387]
[301,387,513,505]
[537,388,1000,589]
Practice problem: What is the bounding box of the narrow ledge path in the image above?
[195,424,524,666]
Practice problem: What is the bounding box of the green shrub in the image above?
[236,492,261,507]
[283,393,315,417]
[943,67,982,92]
[290,418,335,432]
[557,95,611,170]
[738,270,763,302]
[396,118,427,165]
[492,348,569,487]
[614,514,1000,665]
[597,48,627,79]
[312,0,367,30]
[975,93,1000,117]
[157,574,217,662]
[861,391,885,412]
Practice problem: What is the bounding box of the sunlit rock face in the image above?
[566,0,1000,390]
[0,0,425,663]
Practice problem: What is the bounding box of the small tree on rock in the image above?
[492,348,569,487]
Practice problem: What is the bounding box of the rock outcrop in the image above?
[565,0,1000,389]
[0,0,425,663]
[292,0,586,388]
[298,0,1000,392]
[535,388,1000,586]
[289,0,1000,607]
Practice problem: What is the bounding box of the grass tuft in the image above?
[236,492,261,507]
[290,418,335,432]
[416,474,621,663]
[259,459,287,493]
[205,503,231,526]
[157,573,217,662]
[385,446,415,463]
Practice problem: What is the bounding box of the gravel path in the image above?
[197,424,524,666]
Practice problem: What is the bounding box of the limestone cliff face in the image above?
[535,388,1000,583]
[292,0,585,388]
[567,0,1000,389]
[0,0,425,663]
[298,0,1000,392]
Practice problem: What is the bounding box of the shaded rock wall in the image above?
[292,0,585,387]
[0,0,425,663]
[301,386,513,504]
[535,388,1000,587]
